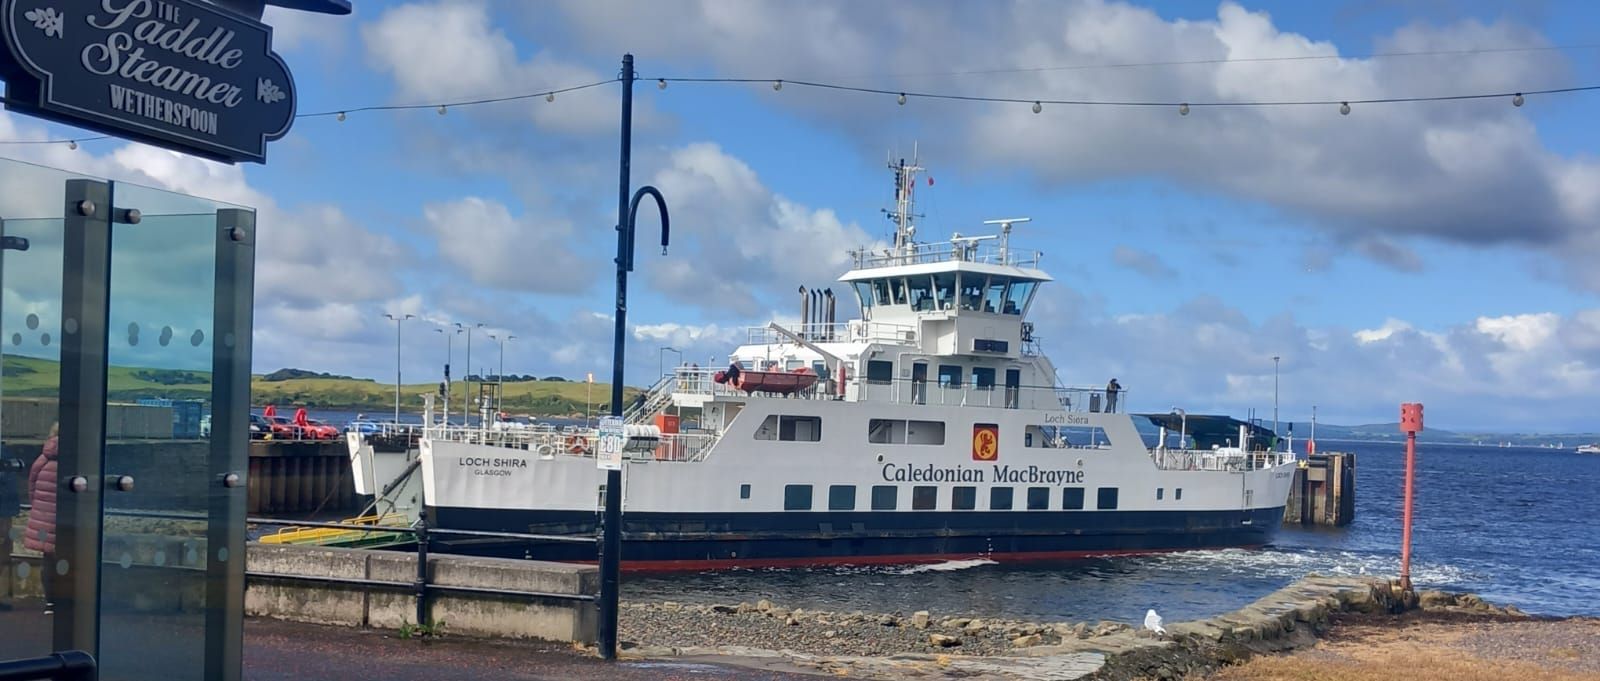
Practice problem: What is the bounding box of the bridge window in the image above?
[959,274,985,311]
[984,277,1008,314]
[952,486,977,510]
[908,275,934,311]
[866,360,894,385]
[1063,487,1085,510]
[1026,487,1050,510]
[784,484,812,511]
[1097,487,1119,510]
[828,485,856,511]
[973,367,995,391]
[852,281,873,311]
[938,365,963,388]
[990,487,1014,510]
[933,272,957,310]
[912,486,937,510]
[1003,280,1036,315]
[867,419,946,445]
[755,415,822,442]
[871,485,898,511]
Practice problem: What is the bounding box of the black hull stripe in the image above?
[426,507,1285,563]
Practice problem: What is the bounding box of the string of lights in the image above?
[3,68,1598,148]
[654,76,1599,114]
[0,78,615,147]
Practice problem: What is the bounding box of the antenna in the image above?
[886,148,925,260]
[983,217,1030,263]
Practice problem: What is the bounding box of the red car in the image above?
[300,419,340,440]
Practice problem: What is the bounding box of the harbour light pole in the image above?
[600,52,672,662]
[489,333,516,412]
[459,322,483,425]
[1272,355,1281,446]
[436,326,458,424]
[384,313,414,424]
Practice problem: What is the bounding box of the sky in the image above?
[2,0,1599,432]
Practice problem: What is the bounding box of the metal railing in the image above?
[850,241,1043,269]
[421,423,718,464]
[1148,448,1295,472]
[669,366,1130,415]
[743,320,916,346]
[0,652,96,681]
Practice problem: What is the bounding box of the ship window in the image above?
[1063,487,1085,510]
[1004,280,1036,315]
[867,419,946,445]
[891,278,909,305]
[872,279,892,306]
[1097,487,1119,510]
[908,275,935,311]
[989,487,1014,510]
[984,277,1008,314]
[784,484,813,511]
[755,415,823,442]
[952,486,977,510]
[973,367,996,391]
[871,485,898,511]
[853,281,873,310]
[866,360,894,385]
[933,272,957,310]
[959,274,985,311]
[938,365,962,389]
[1027,425,1109,448]
[1156,487,1164,501]
[912,486,937,510]
[1027,487,1050,510]
[740,484,751,500]
[1175,488,1183,500]
[828,485,856,511]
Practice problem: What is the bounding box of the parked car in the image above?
[301,419,340,440]
[248,413,271,440]
[266,416,304,439]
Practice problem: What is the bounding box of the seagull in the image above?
[1143,609,1165,635]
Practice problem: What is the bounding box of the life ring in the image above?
[566,435,590,454]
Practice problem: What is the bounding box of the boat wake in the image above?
[892,558,998,575]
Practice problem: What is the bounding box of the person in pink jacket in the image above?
[24,423,58,613]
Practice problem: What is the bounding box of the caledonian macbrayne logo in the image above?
[971,423,999,461]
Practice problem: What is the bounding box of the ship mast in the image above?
[888,149,924,260]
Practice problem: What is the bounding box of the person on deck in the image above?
[1105,378,1122,413]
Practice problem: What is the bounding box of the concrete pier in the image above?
[248,441,360,515]
[1283,452,1355,527]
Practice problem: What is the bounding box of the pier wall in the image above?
[1282,452,1355,527]
[6,540,597,644]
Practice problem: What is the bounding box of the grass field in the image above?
[2,354,637,415]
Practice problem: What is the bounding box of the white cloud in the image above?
[1111,245,1176,280]
[421,197,593,294]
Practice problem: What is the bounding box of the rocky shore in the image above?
[618,575,1507,680]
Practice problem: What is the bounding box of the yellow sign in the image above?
[972,424,999,461]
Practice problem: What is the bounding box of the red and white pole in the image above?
[1399,402,1424,591]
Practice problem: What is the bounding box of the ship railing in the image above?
[423,423,717,464]
[849,242,1043,270]
[743,320,916,346]
[673,368,1133,413]
[1148,448,1296,472]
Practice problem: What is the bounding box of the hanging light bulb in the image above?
[437,105,447,115]
[336,111,347,122]
[1339,101,1351,115]
[773,80,783,91]
[1032,101,1042,114]
[657,79,667,90]
[67,140,77,150]
[546,92,555,103]
[1512,93,1524,107]
[897,92,906,106]
[1178,103,1190,116]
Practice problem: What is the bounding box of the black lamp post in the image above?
[598,53,670,661]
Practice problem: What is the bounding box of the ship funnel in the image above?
[798,285,809,335]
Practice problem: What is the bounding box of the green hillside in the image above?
[2,355,636,416]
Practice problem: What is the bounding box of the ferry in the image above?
[350,157,1298,568]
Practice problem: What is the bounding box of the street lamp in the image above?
[488,333,517,413]
[658,346,680,380]
[458,322,483,425]
[436,326,460,424]
[383,313,415,424]
[598,52,672,663]
[1272,355,1281,447]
